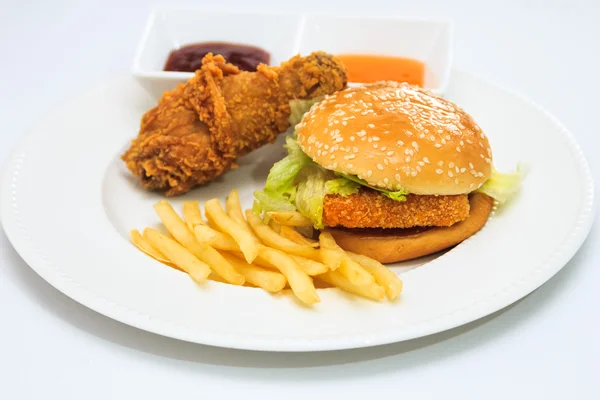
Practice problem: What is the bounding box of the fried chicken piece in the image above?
[323,190,470,229]
[122,52,347,196]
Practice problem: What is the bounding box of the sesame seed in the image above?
[353,146,359,152]
[373,143,379,148]
[435,143,442,148]
[367,170,373,177]
[322,151,328,156]
[330,155,335,160]
[470,183,475,189]
[368,124,375,128]
[411,171,418,177]
[381,146,387,151]
[324,144,329,149]
[438,160,444,166]
[448,171,454,177]
[332,162,338,168]
[449,162,455,168]
[423,157,430,164]
[347,163,353,169]
[350,136,355,141]
[417,161,425,166]
[419,133,425,139]
[460,167,466,173]
[441,139,446,144]
[357,130,366,137]
[384,159,389,165]
[456,147,461,153]
[342,121,347,126]
[372,136,380,141]
[455,166,460,173]
[412,141,420,151]
[469,162,474,169]
[460,140,465,146]
[387,151,395,156]
[429,135,435,141]
[436,169,443,174]
[335,137,343,143]
[397,140,404,146]
[455,178,459,184]
[344,154,355,160]
[405,156,411,162]
[377,164,384,171]
[395,174,401,181]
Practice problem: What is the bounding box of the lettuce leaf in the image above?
[288,97,323,127]
[325,178,360,196]
[293,165,329,228]
[476,164,525,204]
[337,173,409,201]
[264,136,311,194]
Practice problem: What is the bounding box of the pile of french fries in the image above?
[130,189,402,306]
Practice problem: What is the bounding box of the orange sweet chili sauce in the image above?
[336,54,425,86]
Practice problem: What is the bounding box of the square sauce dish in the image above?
[132,8,453,99]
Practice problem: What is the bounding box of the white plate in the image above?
[0,71,594,352]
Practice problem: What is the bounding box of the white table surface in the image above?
[1,0,598,398]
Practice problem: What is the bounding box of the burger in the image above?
[254,81,521,263]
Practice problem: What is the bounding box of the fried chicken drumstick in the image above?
[122,52,347,196]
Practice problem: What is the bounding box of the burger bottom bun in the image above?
[327,193,494,264]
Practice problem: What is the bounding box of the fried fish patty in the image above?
[322,190,470,229]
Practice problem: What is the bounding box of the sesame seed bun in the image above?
[296,82,493,195]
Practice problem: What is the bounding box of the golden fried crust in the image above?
[122,52,347,196]
[322,190,470,229]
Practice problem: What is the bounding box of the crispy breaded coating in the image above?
[122,52,347,196]
[323,190,470,229]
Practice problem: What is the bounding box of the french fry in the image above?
[318,270,385,301]
[338,257,376,286]
[291,255,328,276]
[266,211,313,227]
[194,225,239,251]
[347,252,403,300]
[319,231,345,270]
[222,253,286,293]
[154,201,245,285]
[205,199,259,263]
[225,189,256,236]
[279,225,319,247]
[183,201,205,231]
[268,219,281,233]
[257,246,320,305]
[142,228,211,282]
[246,210,321,260]
[208,272,229,284]
[130,229,172,265]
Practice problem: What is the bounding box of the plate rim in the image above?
[0,69,595,352]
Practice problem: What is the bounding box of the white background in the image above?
[0,0,598,398]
